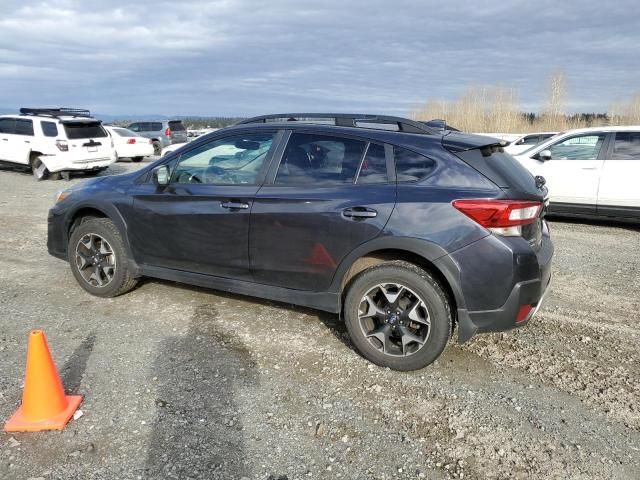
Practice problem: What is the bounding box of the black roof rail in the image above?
[236,113,440,135]
[420,119,461,132]
[19,107,92,118]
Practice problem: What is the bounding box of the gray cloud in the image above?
[1,0,638,116]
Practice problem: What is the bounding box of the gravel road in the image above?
[0,161,639,479]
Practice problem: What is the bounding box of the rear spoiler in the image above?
[442,132,508,152]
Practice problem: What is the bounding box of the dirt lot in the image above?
[0,161,639,480]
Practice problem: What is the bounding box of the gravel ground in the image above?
[0,160,639,480]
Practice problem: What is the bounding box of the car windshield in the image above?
[519,132,565,156]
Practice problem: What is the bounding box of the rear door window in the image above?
[63,122,107,139]
[0,118,15,134]
[14,119,34,136]
[393,146,436,182]
[611,132,640,160]
[41,121,59,137]
[356,143,389,184]
[275,133,366,185]
[150,122,163,131]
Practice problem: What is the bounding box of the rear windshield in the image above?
[63,122,107,139]
[168,121,185,131]
[113,127,136,137]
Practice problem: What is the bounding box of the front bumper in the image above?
[47,209,68,260]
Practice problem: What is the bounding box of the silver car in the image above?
[127,120,187,155]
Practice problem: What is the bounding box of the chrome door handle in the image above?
[221,201,249,210]
[343,207,377,218]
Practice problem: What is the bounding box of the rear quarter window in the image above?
[393,146,436,182]
[41,121,58,137]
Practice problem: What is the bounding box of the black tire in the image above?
[68,218,139,298]
[343,261,452,371]
[31,156,49,181]
[132,156,143,163]
[152,141,162,156]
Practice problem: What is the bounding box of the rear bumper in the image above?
[434,224,554,343]
[43,155,117,173]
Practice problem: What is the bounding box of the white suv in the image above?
[513,126,640,222]
[0,108,116,180]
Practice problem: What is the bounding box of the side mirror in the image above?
[153,165,170,185]
[537,149,552,161]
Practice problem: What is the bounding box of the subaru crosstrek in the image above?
[47,114,553,371]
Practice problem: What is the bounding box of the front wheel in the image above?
[343,262,452,371]
[68,218,139,297]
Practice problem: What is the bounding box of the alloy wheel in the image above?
[74,233,116,287]
[358,283,431,356]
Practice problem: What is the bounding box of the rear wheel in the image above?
[132,156,143,163]
[152,141,162,156]
[68,218,139,297]
[343,262,452,371]
[31,157,49,181]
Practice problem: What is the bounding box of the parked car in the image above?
[514,126,640,222]
[160,143,187,157]
[0,108,116,180]
[126,120,187,155]
[504,132,558,155]
[47,113,553,371]
[105,126,154,162]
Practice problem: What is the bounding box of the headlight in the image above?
[54,190,72,204]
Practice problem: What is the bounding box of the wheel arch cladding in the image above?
[66,204,139,273]
[335,241,460,332]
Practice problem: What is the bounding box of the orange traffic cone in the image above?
[4,330,82,432]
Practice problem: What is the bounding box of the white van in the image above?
[514,126,640,222]
[0,108,116,180]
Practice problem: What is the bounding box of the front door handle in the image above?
[221,201,249,210]
[343,207,378,218]
[581,167,597,170]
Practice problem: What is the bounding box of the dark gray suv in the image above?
[127,119,187,155]
[47,113,553,371]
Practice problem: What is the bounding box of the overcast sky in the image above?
[1,0,638,117]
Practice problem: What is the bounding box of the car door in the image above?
[127,130,280,279]
[597,131,640,218]
[0,118,16,162]
[527,132,607,213]
[11,119,35,165]
[250,131,396,291]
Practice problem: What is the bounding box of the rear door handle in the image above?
[221,201,249,210]
[343,207,377,218]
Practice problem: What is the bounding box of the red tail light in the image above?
[126,138,136,144]
[452,199,542,237]
[165,127,171,137]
